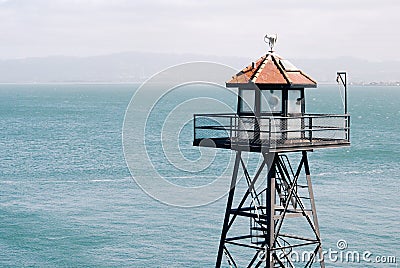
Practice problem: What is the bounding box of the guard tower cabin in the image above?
[193,36,350,268]
[193,52,350,152]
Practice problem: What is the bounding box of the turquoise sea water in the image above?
[0,84,399,267]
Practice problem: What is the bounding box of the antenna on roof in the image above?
[264,34,278,52]
[336,71,348,114]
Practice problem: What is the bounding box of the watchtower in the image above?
[193,35,350,267]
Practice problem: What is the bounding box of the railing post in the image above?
[268,117,272,149]
[193,115,196,141]
[254,116,260,144]
[236,115,238,141]
[309,117,313,143]
[301,116,306,140]
[230,116,232,142]
[347,115,350,142]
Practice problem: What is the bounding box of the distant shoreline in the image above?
[0,81,399,86]
[0,81,142,85]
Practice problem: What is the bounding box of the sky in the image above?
[0,0,399,61]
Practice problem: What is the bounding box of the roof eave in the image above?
[226,82,317,89]
[290,83,317,88]
[226,81,256,89]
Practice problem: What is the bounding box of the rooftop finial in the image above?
[264,34,277,52]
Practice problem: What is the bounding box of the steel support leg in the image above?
[265,154,277,268]
[303,151,325,268]
[216,150,242,268]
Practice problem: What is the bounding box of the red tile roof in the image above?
[226,53,317,88]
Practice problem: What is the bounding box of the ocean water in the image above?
[0,84,398,267]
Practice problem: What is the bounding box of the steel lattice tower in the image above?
[193,38,350,267]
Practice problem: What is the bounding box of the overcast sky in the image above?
[0,0,399,61]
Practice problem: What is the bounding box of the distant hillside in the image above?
[0,52,399,84]
[0,52,249,84]
[294,57,400,85]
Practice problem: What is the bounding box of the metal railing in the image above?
[193,113,350,150]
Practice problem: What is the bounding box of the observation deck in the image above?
[193,113,350,153]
